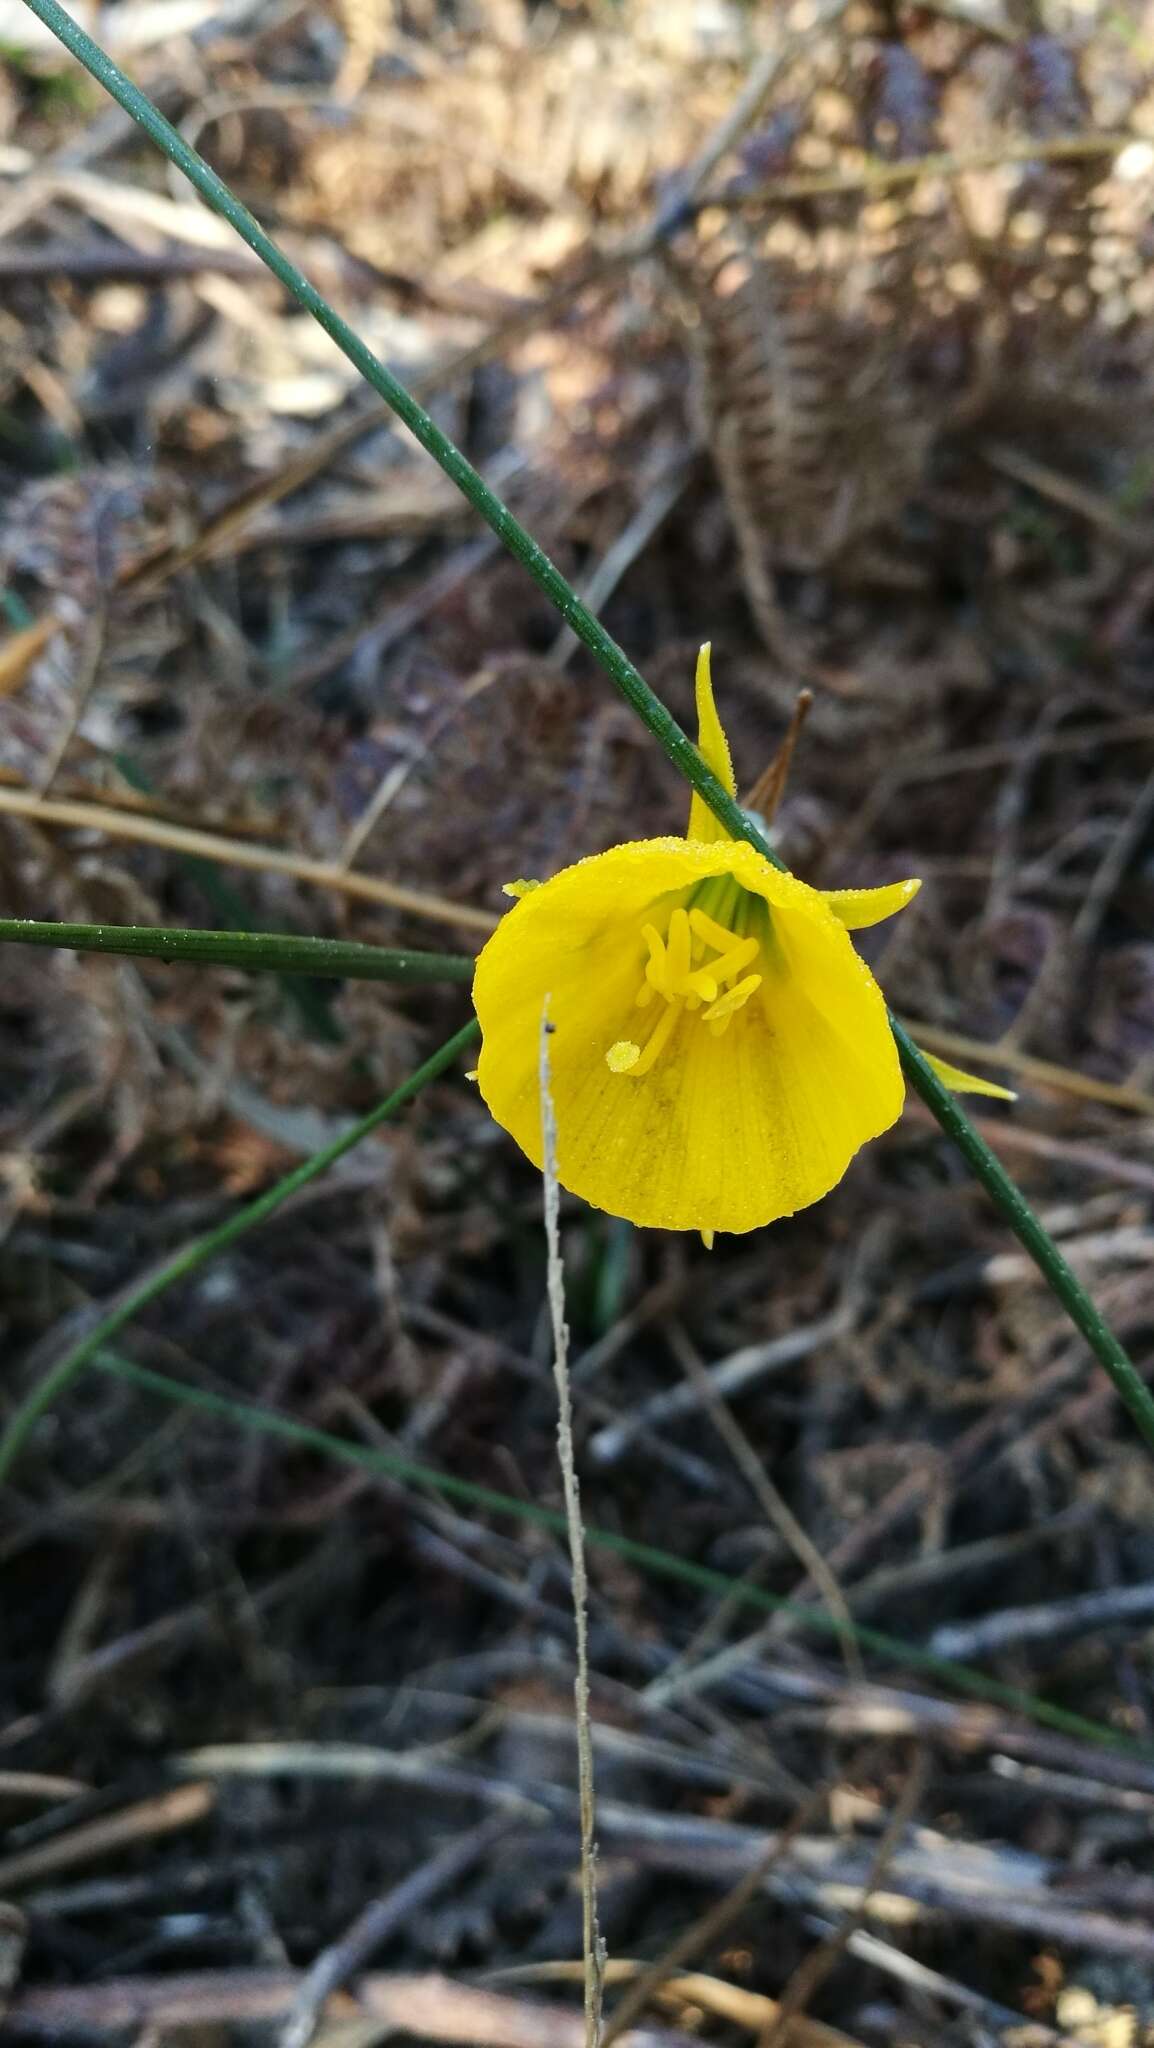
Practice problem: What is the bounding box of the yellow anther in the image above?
[702,972,762,1025]
[606,1040,641,1072]
[686,968,719,1003]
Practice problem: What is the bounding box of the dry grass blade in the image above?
[0,1783,213,1893]
[597,1787,829,2048]
[717,131,1134,210]
[279,1815,518,2048]
[0,618,57,698]
[0,786,494,934]
[757,1750,928,2047]
[904,1023,1154,1115]
[0,1772,88,1801]
[4,1971,703,2046]
[495,1965,863,2048]
[662,1321,863,1681]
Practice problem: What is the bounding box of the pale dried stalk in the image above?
[0,1783,213,1893]
[540,1002,604,2048]
[904,1020,1154,1116]
[664,1322,863,1683]
[598,1786,829,2048]
[0,785,493,935]
[718,131,1134,212]
[757,1748,928,2048]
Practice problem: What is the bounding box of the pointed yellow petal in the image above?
[922,1050,1017,1102]
[822,878,921,929]
[687,643,737,844]
[473,835,904,1235]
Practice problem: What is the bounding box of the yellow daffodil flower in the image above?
[473,646,1010,1237]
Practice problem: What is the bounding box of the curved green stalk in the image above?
[0,1019,478,1485]
[0,917,475,983]
[15,0,1154,1457]
[894,1030,1154,1450]
[97,1351,1154,1760]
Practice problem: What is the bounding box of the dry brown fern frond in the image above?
[0,468,191,786]
[663,0,1154,661]
[689,225,836,575]
[938,21,1147,377]
[678,220,937,655]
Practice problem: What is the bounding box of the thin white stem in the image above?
[540,1001,604,2048]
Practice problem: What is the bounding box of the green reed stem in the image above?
[0,918,475,983]
[16,0,1154,1459]
[0,1019,478,1485]
[97,1350,1154,1759]
[894,1031,1154,1448]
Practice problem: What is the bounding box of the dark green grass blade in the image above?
[97,1350,1154,1761]
[0,1019,479,1484]
[0,917,475,982]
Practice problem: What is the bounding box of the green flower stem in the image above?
[0,1018,478,1486]
[18,0,1154,1458]
[893,1030,1154,1454]
[13,0,734,831]
[0,917,475,983]
[96,1350,1154,1759]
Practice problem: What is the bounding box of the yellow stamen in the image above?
[703,972,762,1025]
[706,937,759,986]
[609,902,763,1077]
[689,906,741,952]
[643,923,669,996]
[686,968,719,1003]
[630,998,682,1076]
[668,906,691,986]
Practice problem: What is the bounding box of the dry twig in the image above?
[541,1002,604,2047]
[0,785,493,933]
[279,1814,517,2048]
